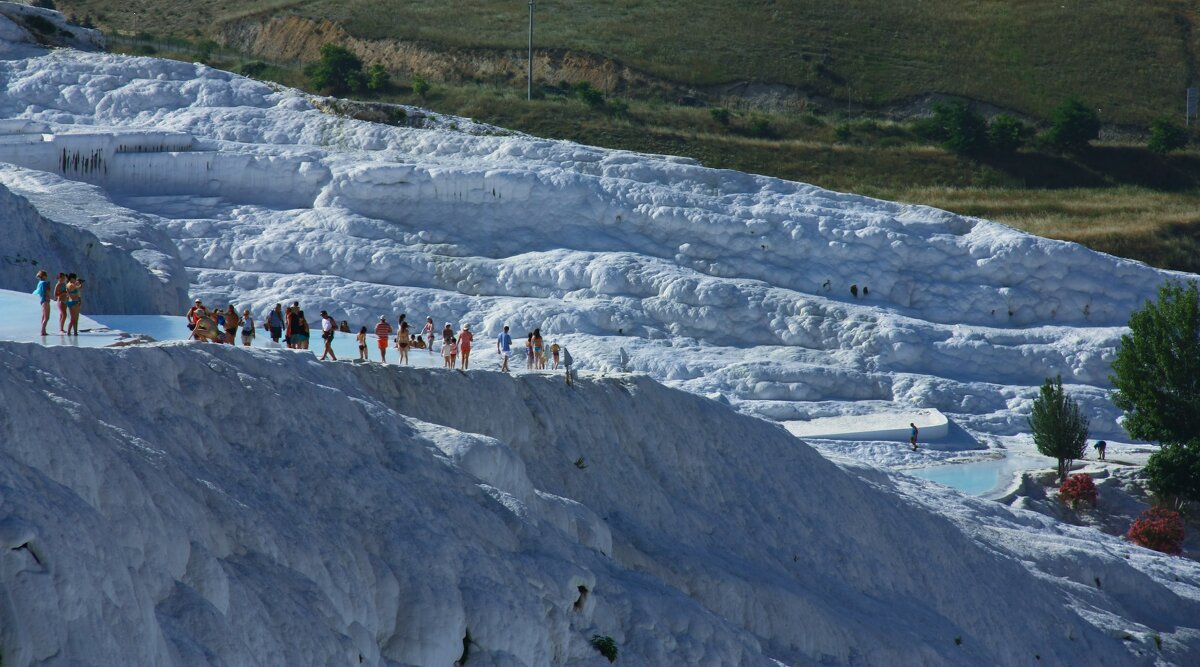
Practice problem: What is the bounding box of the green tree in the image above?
[1112,282,1200,507]
[913,102,988,154]
[1142,440,1200,509]
[1147,117,1188,154]
[366,63,391,92]
[988,114,1026,154]
[941,102,988,154]
[1029,375,1090,482]
[1111,282,1200,444]
[411,74,431,98]
[1046,98,1100,151]
[306,43,364,95]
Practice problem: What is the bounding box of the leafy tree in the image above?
[1046,98,1100,151]
[306,43,364,95]
[914,101,987,154]
[1142,441,1200,509]
[988,114,1026,154]
[1110,281,1200,445]
[411,74,430,98]
[366,63,391,92]
[1147,117,1188,154]
[1029,375,1090,482]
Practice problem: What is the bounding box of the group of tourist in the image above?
[183,297,573,377]
[32,270,85,336]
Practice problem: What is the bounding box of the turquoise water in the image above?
[907,456,1049,496]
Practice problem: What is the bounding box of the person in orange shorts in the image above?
[374,315,393,363]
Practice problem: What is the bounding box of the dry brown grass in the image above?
[880,186,1200,272]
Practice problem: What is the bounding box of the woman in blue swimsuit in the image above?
[64,273,83,336]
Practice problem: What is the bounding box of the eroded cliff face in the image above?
[218,14,707,102]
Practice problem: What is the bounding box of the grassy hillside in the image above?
[84,6,1200,274]
[62,0,1200,124]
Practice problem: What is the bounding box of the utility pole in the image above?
[527,0,535,100]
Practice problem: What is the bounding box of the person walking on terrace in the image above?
[375,316,393,363]
[33,270,50,336]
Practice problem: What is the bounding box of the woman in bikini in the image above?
[53,273,67,333]
[64,273,83,336]
[396,322,411,365]
[357,326,368,361]
[224,305,240,344]
[532,328,544,370]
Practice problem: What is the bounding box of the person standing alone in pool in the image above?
[910,422,919,451]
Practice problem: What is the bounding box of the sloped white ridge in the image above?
[1,341,1197,666]
[0,32,1190,452]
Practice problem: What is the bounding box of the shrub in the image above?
[1143,440,1200,509]
[988,114,1026,154]
[606,98,629,118]
[709,107,731,126]
[574,82,604,108]
[24,15,55,35]
[1029,375,1090,483]
[412,74,431,98]
[33,0,57,9]
[1058,473,1098,508]
[306,43,364,95]
[366,63,391,92]
[195,39,218,64]
[590,635,618,663]
[239,61,269,77]
[747,116,773,138]
[833,123,852,142]
[1046,98,1100,152]
[1148,117,1188,154]
[1127,507,1185,555]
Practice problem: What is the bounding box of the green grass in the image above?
[63,0,1200,124]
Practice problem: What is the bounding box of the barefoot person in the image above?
[263,303,285,344]
[909,423,919,452]
[395,322,411,365]
[1093,440,1107,461]
[64,274,83,336]
[458,323,473,369]
[33,270,50,335]
[422,317,435,356]
[223,305,240,345]
[374,316,393,363]
[240,309,255,347]
[357,326,368,361]
[497,325,513,372]
[319,310,337,361]
[53,273,68,333]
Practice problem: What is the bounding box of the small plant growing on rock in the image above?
[1058,473,1098,509]
[590,635,618,662]
[1127,507,1185,555]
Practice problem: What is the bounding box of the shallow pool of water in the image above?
[907,456,1050,496]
